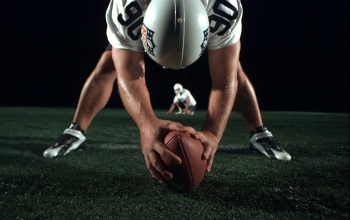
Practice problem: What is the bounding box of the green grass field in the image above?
[0,108,348,219]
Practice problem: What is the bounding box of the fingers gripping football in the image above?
[140,120,195,184]
[191,131,219,172]
[145,150,170,181]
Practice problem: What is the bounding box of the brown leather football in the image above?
[162,131,207,192]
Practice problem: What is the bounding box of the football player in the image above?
[167,83,197,115]
[43,0,291,183]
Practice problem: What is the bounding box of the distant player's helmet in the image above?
[174,83,183,94]
[142,0,209,70]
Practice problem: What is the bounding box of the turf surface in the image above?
[0,108,348,219]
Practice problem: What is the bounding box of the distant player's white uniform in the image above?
[106,0,243,51]
[174,89,197,107]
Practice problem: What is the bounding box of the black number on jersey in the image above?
[117,2,143,41]
[209,0,238,36]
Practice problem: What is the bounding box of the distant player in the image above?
[167,83,197,115]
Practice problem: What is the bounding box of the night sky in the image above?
[1,0,349,112]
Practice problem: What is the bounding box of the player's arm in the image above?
[167,102,176,114]
[184,97,191,112]
[191,42,241,172]
[111,47,194,183]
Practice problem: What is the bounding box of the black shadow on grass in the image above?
[216,147,254,156]
[173,169,349,217]
[0,149,155,199]
[0,172,154,204]
[0,137,51,155]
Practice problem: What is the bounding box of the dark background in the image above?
[1,0,349,112]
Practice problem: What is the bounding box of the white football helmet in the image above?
[174,83,183,94]
[142,0,209,70]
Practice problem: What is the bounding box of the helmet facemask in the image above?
[174,83,183,95]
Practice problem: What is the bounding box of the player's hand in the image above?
[190,130,219,172]
[140,119,196,184]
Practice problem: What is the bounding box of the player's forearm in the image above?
[185,97,190,109]
[168,103,175,112]
[202,86,237,140]
[112,48,157,129]
[204,43,240,140]
[118,77,157,129]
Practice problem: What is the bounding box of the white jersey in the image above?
[174,89,197,106]
[106,0,243,52]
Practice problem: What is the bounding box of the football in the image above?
[162,131,207,192]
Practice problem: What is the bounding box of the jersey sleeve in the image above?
[106,0,243,51]
[105,0,147,52]
[182,89,190,99]
[206,0,243,50]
